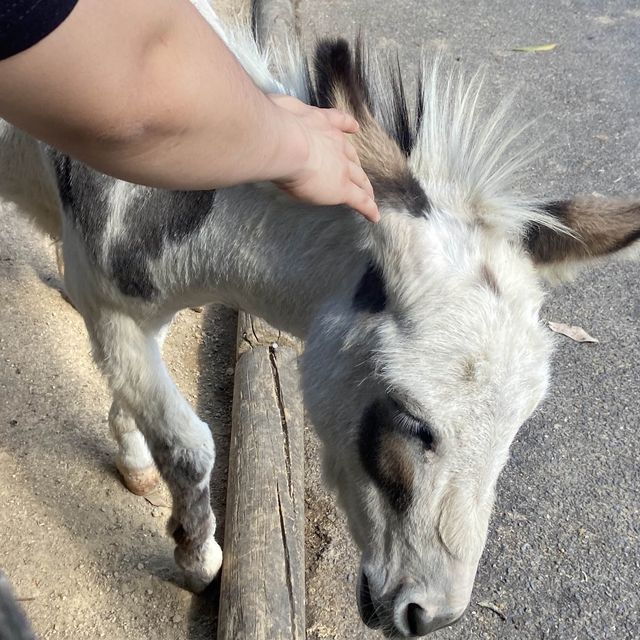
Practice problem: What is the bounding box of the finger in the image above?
[344,184,380,223]
[323,108,360,133]
[344,140,362,167]
[349,162,374,199]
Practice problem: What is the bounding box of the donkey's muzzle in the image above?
[358,569,466,637]
[357,571,382,629]
[393,588,466,637]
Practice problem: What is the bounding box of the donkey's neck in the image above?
[182,185,368,337]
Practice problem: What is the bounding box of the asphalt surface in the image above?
[299,1,639,639]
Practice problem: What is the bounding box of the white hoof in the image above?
[176,535,223,593]
[116,461,161,496]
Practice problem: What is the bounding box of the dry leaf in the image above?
[513,43,558,52]
[477,601,507,620]
[548,321,599,343]
[144,492,171,508]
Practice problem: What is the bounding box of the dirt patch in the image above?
[0,205,235,639]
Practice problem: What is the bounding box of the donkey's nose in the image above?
[407,602,433,636]
[399,600,463,637]
[406,602,432,636]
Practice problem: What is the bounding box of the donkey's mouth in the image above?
[357,571,382,629]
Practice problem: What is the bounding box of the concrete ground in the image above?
[300,1,639,639]
[0,1,638,640]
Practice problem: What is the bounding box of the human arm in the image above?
[0,0,379,221]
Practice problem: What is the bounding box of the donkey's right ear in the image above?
[525,198,640,281]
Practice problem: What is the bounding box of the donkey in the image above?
[1,6,638,638]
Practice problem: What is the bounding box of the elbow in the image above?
[73,42,191,155]
[76,100,179,156]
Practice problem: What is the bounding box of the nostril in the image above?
[406,602,432,636]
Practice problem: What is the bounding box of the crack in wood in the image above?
[277,484,297,635]
[270,345,294,500]
[250,316,260,344]
[241,332,254,350]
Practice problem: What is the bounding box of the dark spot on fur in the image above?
[152,443,215,550]
[313,38,417,157]
[480,264,500,295]
[415,68,425,139]
[54,154,73,209]
[612,226,640,253]
[48,146,217,294]
[461,359,477,382]
[353,261,387,313]
[312,38,430,218]
[172,524,188,546]
[359,400,414,513]
[314,38,367,118]
[110,244,157,299]
[525,201,571,263]
[49,150,109,258]
[125,189,217,259]
[387,54,413,157]
[528,199,640,263]
[111,190,216,297]
[375,173,429,216]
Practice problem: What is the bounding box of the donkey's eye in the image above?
[389,399,435,451]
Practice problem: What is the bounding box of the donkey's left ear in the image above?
[525,198,640,281]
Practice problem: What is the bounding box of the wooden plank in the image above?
[217,312,305,640]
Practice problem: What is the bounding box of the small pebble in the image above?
[137,563,144,570]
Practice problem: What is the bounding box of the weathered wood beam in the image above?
[217,313,305,640]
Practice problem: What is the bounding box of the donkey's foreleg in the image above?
[108,400,160,495]
[89,312,222,592]
[107,322,172,496]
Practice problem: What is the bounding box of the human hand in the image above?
[268,94,380,222]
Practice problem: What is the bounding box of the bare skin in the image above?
[0,0,379,221]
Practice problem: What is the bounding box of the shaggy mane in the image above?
[308,37,567,237]
[196,4,567,237]
[312,38,429,216]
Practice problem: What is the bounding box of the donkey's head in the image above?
[301,40,640,637]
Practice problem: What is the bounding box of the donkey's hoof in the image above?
[177,536,223,593]
[117,462,161,496]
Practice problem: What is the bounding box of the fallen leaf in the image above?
[513,43,558,52]
[548,321,599,343]
[144,492,171,508]
[477,601,507,620]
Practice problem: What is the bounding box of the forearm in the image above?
[0,0,305,190]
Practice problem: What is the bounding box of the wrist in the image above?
[256,95,311,184]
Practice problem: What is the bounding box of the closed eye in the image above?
[389,398,435,451]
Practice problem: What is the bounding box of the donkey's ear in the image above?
[526,198,640,281]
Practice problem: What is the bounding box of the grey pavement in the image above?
[300,2,639,639]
